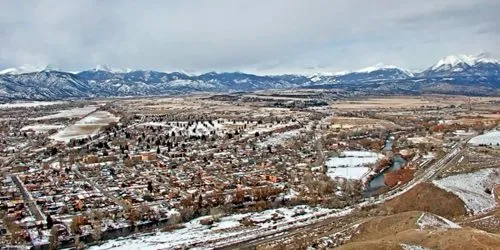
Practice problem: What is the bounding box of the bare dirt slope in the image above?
[380,183,467,219]
[339,211,500,250]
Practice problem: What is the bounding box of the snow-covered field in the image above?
[89,205,340,250]
[325,151,381,180]
[326,166,371,180]
[468,131,500,147]
[50,111,119,142]
[137,120,224,137]
[75,111,120,125]
[33,106,98,120]
[257,129,300,147]
[0,101,65,109]
[326,151,380,168]
[244,122,299,138]
[432,168,499,214]
[20,124,65,133]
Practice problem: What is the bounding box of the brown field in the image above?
[462,213,500,233]
[331,97,436,110]
[331,116,400,130]
[330,95,500,110]
[350,211,422,242]
[339,227,500,250]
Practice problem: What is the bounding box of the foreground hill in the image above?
[380,183,467,219]
[338,211,500,250]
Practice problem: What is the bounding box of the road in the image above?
[10,174,46,221]
[73,165,130,210]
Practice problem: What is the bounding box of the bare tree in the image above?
[92,219,102,241]
[3,214,25,245]
[49,226,60,250]
[74,235,85,249]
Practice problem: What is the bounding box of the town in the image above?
[0,93,499,249]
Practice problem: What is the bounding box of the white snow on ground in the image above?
[416,212,461,230]
[326,167,371,180]
[432,168,499,214]
[325,151,380,180]
[20,124,65,133]
[50,111,120,142]
[400,243,431,250]
[342,151,380,158]
[326,151,381,168]
[468,131,500,147]
[0,101,65,109]
[89,206,349,250]
[137,121,225,137]
[244,122,299,138]
[75,111,119,125]
[257,129,300,147]
[32,106,98,120]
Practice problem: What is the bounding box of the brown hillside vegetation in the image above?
[350,211,421,242]
[381,183,467,219]
[339,211,500,250]
[462,209,500,234]
[335,241,402,250]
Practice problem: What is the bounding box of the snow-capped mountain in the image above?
[1,53,500,100]
[338,63,413,82]
[424,53,500,77]
[309,63,414,84]
[356,63,414,77]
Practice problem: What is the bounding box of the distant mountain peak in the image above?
[432,54,475,70]
[431,53,499,71]
[355,63,414,77]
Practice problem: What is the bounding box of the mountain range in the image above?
[1,53,500,100]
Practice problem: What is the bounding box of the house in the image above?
[141,152,157,161]
[83,155,99,164]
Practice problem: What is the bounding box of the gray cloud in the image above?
[0,0,498,74]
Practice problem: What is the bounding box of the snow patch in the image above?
[400,243,431,250]
[432,168,499,214]
[416,212,461,230]
[50,111,119,142]
[257,130,300,147]
[0,101,65,109]
[468,131,500,147]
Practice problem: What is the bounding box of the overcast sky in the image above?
[0,0,499,74]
